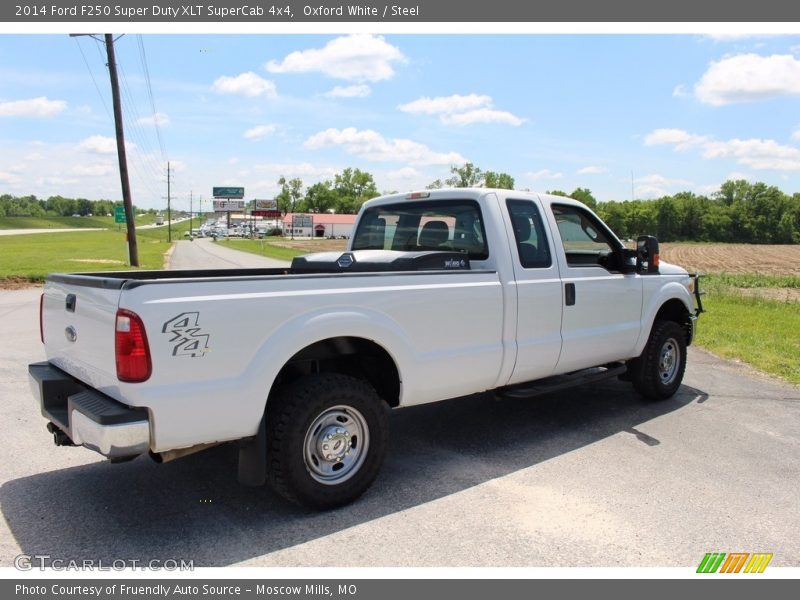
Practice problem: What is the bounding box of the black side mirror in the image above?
[637,235,660,274]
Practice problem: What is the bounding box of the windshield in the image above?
[351,199,489,260]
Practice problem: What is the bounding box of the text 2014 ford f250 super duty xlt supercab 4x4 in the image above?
[29,188,703,508]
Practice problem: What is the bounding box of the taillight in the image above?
[39,293,44,344]
[115,309,152,382]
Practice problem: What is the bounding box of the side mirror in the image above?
[637,235,660,274]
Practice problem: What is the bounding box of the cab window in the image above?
[552,204,621,271]
[506,199,551,268]
[352,199,489,260]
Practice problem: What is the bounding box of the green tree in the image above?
[483,171,515,190]
[446,162,483,187]
[276,176,304,215]
[333,168,378,213]
[570,187,597,210]
[305,181,337,214]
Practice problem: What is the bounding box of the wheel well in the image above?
[273,337,400,407]
[653,299,692,344]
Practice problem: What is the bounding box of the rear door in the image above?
[504,198,563,385]
[545,202,642,373]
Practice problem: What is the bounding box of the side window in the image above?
[552,204,618,269]
[506,199,551,268]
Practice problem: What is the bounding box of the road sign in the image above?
[213,187,244,199]
[213,200,245,211]
[114,206,126,223]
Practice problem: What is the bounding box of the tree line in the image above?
[0,194,157,218]
[4,164,800,244]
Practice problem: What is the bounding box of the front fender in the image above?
[634,279,695,356]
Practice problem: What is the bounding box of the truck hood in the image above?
[658,260,688,276]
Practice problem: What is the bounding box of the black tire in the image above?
[265,373,389,509]
[630,320,687,400]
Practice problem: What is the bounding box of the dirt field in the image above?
[268,238,349,253]
[659,243,800,276]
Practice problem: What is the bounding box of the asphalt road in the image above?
[168,237,290,269]
[1,279,798,567]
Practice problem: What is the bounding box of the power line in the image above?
[73,37,112,121]
[137,35,168,162]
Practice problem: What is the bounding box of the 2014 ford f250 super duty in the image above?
[29,188,703,508]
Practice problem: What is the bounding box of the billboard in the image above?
[212,186,245,199]
[254,199,277,210]
[213,200,245,212]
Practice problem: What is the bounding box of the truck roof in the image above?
[361,187,586,211]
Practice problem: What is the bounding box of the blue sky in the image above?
[2,33,800,211]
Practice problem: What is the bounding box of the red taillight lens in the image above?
[39,293,44,344]
[115,309,152,382]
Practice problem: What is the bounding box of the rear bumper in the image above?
[28,362,150,459]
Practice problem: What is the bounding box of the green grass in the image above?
[0,214,157,230]
[701,272,800,290]
[0,221,191,282]
[216,238,306,262]
[695,289,800,385]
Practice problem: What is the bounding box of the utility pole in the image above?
[165,162,173,242]
[100,34,139,266]
[189,190,193,237]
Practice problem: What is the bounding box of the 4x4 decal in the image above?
[162,312,210,358]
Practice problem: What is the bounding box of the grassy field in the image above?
[694,273,800,384]
[0,220,191,282]
[0,214,157,229]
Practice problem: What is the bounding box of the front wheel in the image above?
[630,320,687,400]
[266,373,389,509]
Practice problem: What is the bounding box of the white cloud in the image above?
[527,169,563,180]
[253,161,339,180]
[442,109,525,127]
[24,152,44,161]
[645,127,800,171]
[243,124,277,141]
[324,84,371,98]
[78,135,134,155]
[399,93,525,127]
[672,84,689,98]
[577,165,606,175]
[72,164,115,177]
[0,170,21,184]
[266,34,406,82]
[635,173,692,187]
[399,94,491,115]
[137,112,169,127]
[0,96,66,117]
[792,129,800,141]
[386,167,420,180]
[212,72,277,98]
[632,174,691,199]
[694,54,800,105]
[304,127,465,166]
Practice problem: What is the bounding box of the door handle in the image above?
[565,282,576,306]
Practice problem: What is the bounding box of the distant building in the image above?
[283,213,357,238]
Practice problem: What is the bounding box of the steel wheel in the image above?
[303,405,370,485]
[658,337,681,386]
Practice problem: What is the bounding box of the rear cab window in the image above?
[506,199,552,268]
[352,199,489,261]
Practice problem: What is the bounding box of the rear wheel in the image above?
[630,320,687,400]
[266,373,389,509]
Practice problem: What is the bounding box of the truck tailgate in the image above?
[42,277,122,397]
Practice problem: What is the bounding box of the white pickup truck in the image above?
[29,188,702,508]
